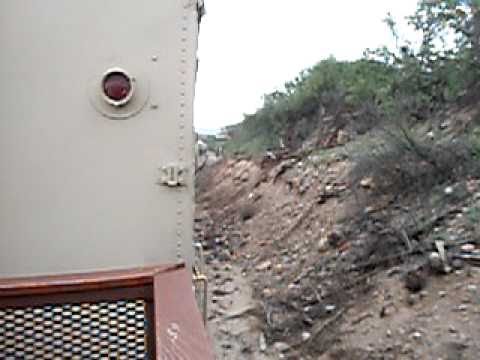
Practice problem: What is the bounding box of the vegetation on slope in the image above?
[224,0,480,154]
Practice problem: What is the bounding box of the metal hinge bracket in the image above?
[158,164,187,187]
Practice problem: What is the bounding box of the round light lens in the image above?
[102,71,132,104]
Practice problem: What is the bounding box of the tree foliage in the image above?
[225,0,480,154]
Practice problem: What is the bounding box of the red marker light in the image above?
[102,71,132,104]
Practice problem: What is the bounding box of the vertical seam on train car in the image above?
[175,6,190,261]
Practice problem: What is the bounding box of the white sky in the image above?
[194,0,419,133]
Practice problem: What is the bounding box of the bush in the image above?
[350,123,479,197]
[224,58,396,154]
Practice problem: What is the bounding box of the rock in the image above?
[364,206,376,214]
[439,121,450,130]
[263,288,273,297]
[461,244,476,252]
[274,263,284,273]
[444,186,454,195]
[327,230,343,247]
[452,258,465,270]
[467,284,477,292]
[387,267,402,277]
[438,291,448,298]
[407,294,419,306]
[337,130,350,145]
[401,344,413,354]
[325,304,336,313]
[222,343,233,350]
[302,331,311,341]
[404,269,427,293]
[256,260,272,271]
[429,252,446,274]
[259,333,267,352]
[360,177,374,189]
[274,342,290,353]
[411,331,422,340]
[420,290,429,299]
[212,283,235,297]
[453,304,468,312]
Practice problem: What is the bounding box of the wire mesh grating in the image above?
[0,299,148,359]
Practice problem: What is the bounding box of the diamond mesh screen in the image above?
[0,299,148,359]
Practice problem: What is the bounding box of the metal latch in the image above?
[158,165,187,187]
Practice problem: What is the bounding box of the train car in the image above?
[0,1,213,358]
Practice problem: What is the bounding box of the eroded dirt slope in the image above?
[196,146,480,359]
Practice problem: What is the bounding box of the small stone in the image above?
[449,325,458,333]
[386,329,392,338]
[455,304,468,312]
[263,288,273,297]
[301,332,311,341]
[405,270,426,293]
[360,177,374,189]
[411,331,422,340]
[467,285,477,293]
[402,344,413,354]
[461,244,476,252]
[439,121,450,130]
[445,186,454,195]
[274,342,290,353]
[259,333,267,352]
[387,267,402,277]
[438,291,447,298]
[429,252,446,274]
[256,260,272,271]
[325,304,336,313]
[274,263,284,273]
[452,259,465,270]
[365,206,375,214]
[407,294,419,306]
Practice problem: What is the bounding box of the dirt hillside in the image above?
[195,111,480,359]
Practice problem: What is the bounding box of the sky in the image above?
[194,0,419,134]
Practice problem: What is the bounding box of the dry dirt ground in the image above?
[196,154,480,359]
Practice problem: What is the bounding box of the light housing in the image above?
[101,69,134,107]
